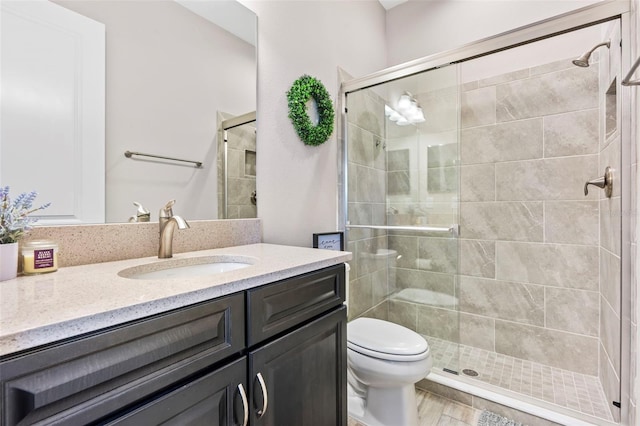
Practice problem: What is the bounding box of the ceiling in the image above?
[378,0,409,10]
[175,0,256,46]
[175,0,407,45]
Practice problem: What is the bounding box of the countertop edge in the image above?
[0,244,351,357]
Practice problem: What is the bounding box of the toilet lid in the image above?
[347,318,429,358]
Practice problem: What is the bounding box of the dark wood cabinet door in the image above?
[106,356,248,426]
[248,306,347,426]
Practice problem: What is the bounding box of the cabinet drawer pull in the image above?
[255,372,268,419]
[237,383,249,426]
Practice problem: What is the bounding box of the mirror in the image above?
[0,0,256,224]
[218,111,257,219]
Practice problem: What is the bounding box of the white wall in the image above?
[56,1,255,222]
[386,0,603,65]
[242,0,387,247]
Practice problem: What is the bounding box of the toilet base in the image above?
[347,383,419,426]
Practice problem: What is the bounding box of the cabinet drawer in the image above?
[0,293,244,426]
[247,264,345,346]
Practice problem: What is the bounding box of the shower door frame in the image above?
[338,1,634,424]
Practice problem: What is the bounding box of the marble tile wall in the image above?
[225,122,257,219]
[349,54,626,407]
[346,88,392,320]
[456,58,603,377]
[386,84,459,228]
[379,58,606,379]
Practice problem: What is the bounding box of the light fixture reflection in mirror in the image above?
[0,0,257,225]
[385,92,425,126]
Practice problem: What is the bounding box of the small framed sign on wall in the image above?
[313,232,344,251]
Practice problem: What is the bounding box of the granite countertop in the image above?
[0,243,352,356]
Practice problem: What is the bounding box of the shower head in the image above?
[572,40,610,67]
[572,55,591,67]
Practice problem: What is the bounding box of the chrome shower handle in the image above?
[584,166,613,198]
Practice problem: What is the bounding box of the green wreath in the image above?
[286,75,334,146]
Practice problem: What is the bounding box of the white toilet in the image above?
[347,317,432,426]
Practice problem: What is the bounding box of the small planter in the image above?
[0,242,19,281]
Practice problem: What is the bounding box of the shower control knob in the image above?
[584,166,613,198]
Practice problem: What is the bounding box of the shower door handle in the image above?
[584,166,613,198]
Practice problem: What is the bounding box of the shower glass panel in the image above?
[452,22,621,423]
[344,65,461,376]
[343,17,623,425]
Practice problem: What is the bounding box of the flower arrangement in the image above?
[0,186,50,244]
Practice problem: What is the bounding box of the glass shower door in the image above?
[344,64,461,376]
[451,22,621,422]
[341,9,626,424]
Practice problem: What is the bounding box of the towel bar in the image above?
[124,150,203,168]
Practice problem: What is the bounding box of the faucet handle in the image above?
[160,199,176,218]
[134,201,150,215]
[132,202,150,222]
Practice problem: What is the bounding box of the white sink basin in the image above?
[118,255,255,280]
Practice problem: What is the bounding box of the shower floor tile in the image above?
[425,336,614,422]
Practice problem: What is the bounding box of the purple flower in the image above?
[0,186,51,244]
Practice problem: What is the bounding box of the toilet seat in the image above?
[347,318,430,362]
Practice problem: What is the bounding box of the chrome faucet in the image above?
[158,200,190,258]
[128,202,150,223]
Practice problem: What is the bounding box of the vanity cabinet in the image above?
[246,263,347,426]
[0,263,346,426]
[0,293,245,426]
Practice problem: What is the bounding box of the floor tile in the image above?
[425,335,614,422]
[349,388,480,426]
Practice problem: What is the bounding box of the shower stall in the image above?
[217,111,257,219]
[340,3,633,425]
